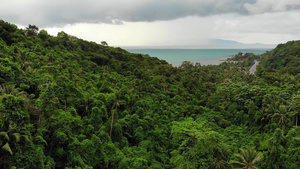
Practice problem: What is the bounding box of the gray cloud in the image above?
[1,0,299,27]
[244,0,300,14]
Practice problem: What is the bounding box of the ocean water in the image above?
[128,49,268,66]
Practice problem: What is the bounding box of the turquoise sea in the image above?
[128,49,268,66]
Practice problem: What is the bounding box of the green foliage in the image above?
[170,118,223,168]
[209,143,231,169]
[2,142,13,155]
[0,20,299,168]
[26,25,39,36]
[230,147,264,169]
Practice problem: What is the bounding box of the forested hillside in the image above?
[0,20,299,169]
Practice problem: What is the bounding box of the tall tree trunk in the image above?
[110,104,118,138]
[110,109,115,138]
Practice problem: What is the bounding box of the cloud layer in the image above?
[1,0,300,27]
[2,0,300,46]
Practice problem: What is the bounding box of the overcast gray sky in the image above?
[1,0,300,47]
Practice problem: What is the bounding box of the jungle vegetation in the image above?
[0,20,299,169]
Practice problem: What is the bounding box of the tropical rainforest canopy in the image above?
[0,20,299,169]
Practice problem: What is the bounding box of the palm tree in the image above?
[289,94,300,126]
[0,84,27,97]
[230,147,264,169]
[18,50,28,71]
[80,92,94,117]
[0,131,30,168]
[109,91,125,138]
[0,131,30,155]
[262,95,281,122]
[24,95,42,128]
[262,94,292,135]
[0,132,12,155]
[270,105,292,136]
[209,143,231,169]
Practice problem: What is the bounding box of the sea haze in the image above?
[128,49,269,66]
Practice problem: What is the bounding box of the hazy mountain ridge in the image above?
[122,39,276,50]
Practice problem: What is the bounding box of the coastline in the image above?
[171,55,234,66]
[128,49,267,66]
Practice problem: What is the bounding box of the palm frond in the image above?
[11,133,21,142]
[236,148,248,164]
[15,91,28,97]
[229,160,245,167]
[21,135,30,142]
[2,143,13,155]
[252,152,264,164]
[231,147,264,169]
[0,131,9,141]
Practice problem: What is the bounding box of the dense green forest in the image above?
[0,20,299,169]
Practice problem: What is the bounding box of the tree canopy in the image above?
[0,20,300,168]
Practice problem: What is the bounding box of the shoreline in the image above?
[128,49,267,66]
[171,55,234,67]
